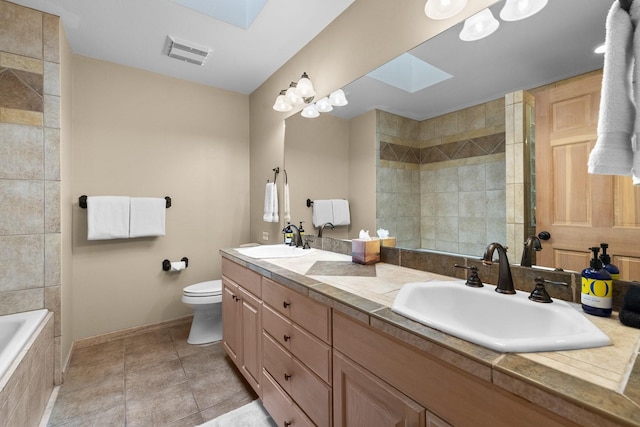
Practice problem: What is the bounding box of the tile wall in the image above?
[0,0,61,381]
[376,99,506,255]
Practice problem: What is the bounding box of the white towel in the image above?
[331,199,351,226]
[129,197,166,238]
[283,182,291,223]
[86,196,130,240]
[263,182,279,222]
[632,1,640,185]
[312,200,333,227]
[589,1,635,176]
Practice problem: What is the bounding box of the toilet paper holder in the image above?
[162,257,189,271]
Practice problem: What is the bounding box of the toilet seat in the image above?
[183,280,222,297]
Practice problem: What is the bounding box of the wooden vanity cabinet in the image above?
[221,258,262,395]
[262,277,332,427]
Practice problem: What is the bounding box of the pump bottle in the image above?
[581,247,612,317]
[599,243,620,280]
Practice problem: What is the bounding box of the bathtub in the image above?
[0,309,49,379]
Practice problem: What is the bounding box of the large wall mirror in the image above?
[285,0,611,261]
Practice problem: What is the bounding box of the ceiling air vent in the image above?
[166,36,211,66]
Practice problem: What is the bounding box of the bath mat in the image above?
[198,400,275,427]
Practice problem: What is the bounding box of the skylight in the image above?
[171,0,267,30]
[366,53,452,93]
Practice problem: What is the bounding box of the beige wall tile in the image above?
[0,288,44,316]
[44,128,60,180]
[45,285,61,336]
[43,94,60,129]
[43,13,59,63]
[0,179,44,235]
[43,61,60,96]
[0,234,44,291]
[458,104,485,133]
[0,123,43,179]
[0,1,42,59]
[45,232,61,286]
[44,181,60,233]
[0,108,43,126]
[0,52,43,74]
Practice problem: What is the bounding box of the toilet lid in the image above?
[183,280,222,297]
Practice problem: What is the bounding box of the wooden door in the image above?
[240,286,262,394]
[333,350,426,427]
[535,71,640,279]
[222,279,241,363]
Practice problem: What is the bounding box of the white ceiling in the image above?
[9,0,355,94]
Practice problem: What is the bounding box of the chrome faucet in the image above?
[285,224,303,247]
[482,242,516,294]
[520,235,542,267]
[318,222,334,237]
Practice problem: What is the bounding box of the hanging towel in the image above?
[129,197,166,238]
[283,182,291,223]
[588,1,635,176]
[86,196,130,240]
[331,199,351,226]
[312,200,333,227]
[632,1,640,185]
[263,182,279,222]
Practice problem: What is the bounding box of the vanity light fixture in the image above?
[594,43,606,54]
[294,72,316,98]
[459,8,499,41]
[329,89,348,107]
[315,97,334,113]
[499,0,548,21]
[273,90,293,112]
[272,72,348,117]
[301,104,320,118]
[424,0,468,20]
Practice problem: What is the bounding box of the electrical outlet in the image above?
[262,232,269,241]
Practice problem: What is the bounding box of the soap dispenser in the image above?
[298,221,305,238]
[599,243,620,280]
[581,247,612,317]
[283,222,293,245]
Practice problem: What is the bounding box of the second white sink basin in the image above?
[236,244,316,259]
[391,281,612,353]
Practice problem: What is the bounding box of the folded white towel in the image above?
[632,1,640,185]
[86,196,130,240]
[589,1,635,176]
[263,182,279,222]
[312,200,333,227]
[331,199,351,226]
[283,182,291,223]
[129,197,166,238]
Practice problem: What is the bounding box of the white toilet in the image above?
[181,279,223,345]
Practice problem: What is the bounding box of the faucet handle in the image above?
[528,276,567,303]
[454,264,484,288]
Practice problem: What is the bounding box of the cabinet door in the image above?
[240,286,262,393]
[333,350,425,427]
[222,279,241,364]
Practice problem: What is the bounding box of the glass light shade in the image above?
[424,0,468,20]
[499,0,547,21]
[294,73,316,98]
[273,92,293,112]
[285,85,303,106]
[329,89,348,106]
[301,104,320,118]
[315,97,334,113]
[459,9,499,41]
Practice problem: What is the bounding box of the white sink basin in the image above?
[391,281,612,353]
[236,244,316,259]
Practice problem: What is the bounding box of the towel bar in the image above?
[306,198,314,207]
[79,195,171,209]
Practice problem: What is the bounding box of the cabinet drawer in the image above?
[263,305,332,384]
[263,332,293,395]
[222,258,261,297]
[262,370,314,427]
[262,277,331,343]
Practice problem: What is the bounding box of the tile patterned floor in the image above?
[46,322,257,426]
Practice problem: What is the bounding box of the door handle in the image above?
[538,231,551,240]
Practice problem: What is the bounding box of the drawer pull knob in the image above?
[283,335,290,342]
[284,422,291,427]
[283,301,291,309]
[284,373,291,381]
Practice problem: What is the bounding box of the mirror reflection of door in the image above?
[535,70,640,279]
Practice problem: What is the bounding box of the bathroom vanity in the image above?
[220,244,640,427]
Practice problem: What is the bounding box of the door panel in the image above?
[535,71,640,278]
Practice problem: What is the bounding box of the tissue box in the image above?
[352,238,380,265]
[380,237,396,247]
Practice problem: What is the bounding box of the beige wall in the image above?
[249,0,499,243]
[70,56,249,340]
[349,110,377,236]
